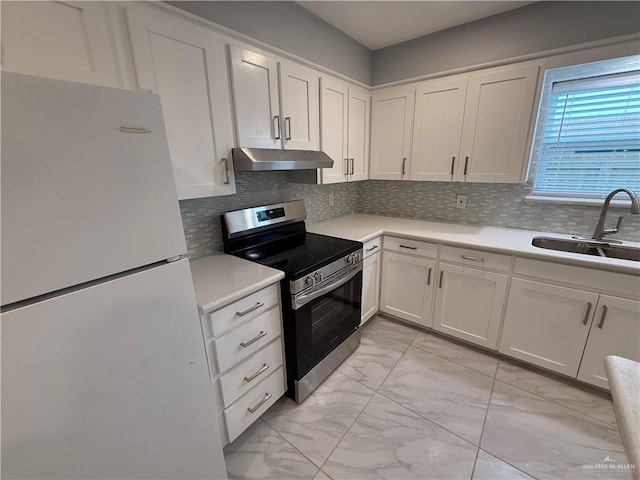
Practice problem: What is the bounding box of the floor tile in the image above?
[472,450,534,480]
[261,370,374,467]
[224,420,318,480]
[482,381,629,480]
[365,316,420,345]
[322,394,477,479]
[380,345,494,444]
[338,329,409,390]
[411,331,499,378]
[495,359,617,426]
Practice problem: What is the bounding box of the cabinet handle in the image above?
[244,363,270,383]
[597,305,608,329]
[582,302,593,325]
[427,267,432,285]
[344,158,349,176]
[247,392,272,413]
[240,330,267,348]
[401,157,406,175]
[450,156,456,175]
[350,158,355,175]
[438,270,444,288]
[365,245,379,253]
[464,156,469,175]
[399,244,417,250]
[222,157,230,184]
[274,115,281,139]
[461,255,484,263]
[285,116,292,140]
[236,301,264,317]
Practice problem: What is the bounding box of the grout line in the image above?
[256,418,324,473]
[409,338,498,379]
[471,369,498,479]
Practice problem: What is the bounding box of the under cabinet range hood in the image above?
[232,147,334,171]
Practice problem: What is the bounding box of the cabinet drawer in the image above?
[207,284,279,338]
[383,236,438,258]
[214,306,282,373]
[224,366,285,443]
[363,237,382,258]
[440,245,511,272]
[219,338,284,408]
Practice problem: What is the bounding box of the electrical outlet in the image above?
[328,192,334,206]
[456,195,467,209]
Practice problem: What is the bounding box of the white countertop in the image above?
[308,214,640,275]
[605,356,640,478]
[189,254,284,314]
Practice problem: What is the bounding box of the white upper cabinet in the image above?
[459,64,539,183]
[370,86,415,180]
[1,1,124,87]
[319,77,370,184]
[411,77,467,181]
[230,46,319,151]
[127,5,236,199]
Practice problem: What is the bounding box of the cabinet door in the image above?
[229,45,281,149]
[380,252,435,327]
[411,77,467,181]
[347,86,371,182]
[433,263,507,349]
[127,6,236,199]
[361,251,381,325]
[578,295,640,389]
[460,65,539,183]
[319,76,349,184]
[370,86,415,180]
[279,60,320,150]
[499,277,598,376]
[1,1,123,87]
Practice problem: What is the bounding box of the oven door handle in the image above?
[293,265,362,310]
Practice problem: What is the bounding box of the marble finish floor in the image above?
[224,316,630,480]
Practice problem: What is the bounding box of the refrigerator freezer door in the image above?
[1,72,187,305]
[1,259,227,479]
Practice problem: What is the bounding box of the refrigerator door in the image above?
[1,259,227,479]
[1,72,187,305]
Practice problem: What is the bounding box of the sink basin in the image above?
[532,237,640,262]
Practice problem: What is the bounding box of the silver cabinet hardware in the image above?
[236,301,264,317]
[582,302,592,325]
[274,115,281,139]
[463,156,469,175]
[344,158,349,176]
[222,157,230,184]
[461,255,484,262]
[285,116,292,140]
[240,330,267,348]
[247,392,272,413]
[439,270,444,288]
[597,305,608,329]
[244,363,270,383]
[450,156,456,175]
[401,157,406,175]
[427,267,432,285]
[365,245,379,253]
[399,244,417,250]
[350,158,355,175]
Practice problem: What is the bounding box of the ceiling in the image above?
[297,1,535,50]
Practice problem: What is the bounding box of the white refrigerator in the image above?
[1,72,227,479]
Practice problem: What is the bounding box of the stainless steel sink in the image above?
[531,237,640,262]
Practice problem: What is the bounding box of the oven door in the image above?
[291,266,362,378]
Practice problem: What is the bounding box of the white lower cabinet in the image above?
[433,263,508,349]
[380,252,435,327]
[361,237,382,325]
[499,278,598,376]
[577,295,640,389]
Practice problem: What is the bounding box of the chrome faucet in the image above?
[591,188,640,242]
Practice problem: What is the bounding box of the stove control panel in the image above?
[293,248,363,293]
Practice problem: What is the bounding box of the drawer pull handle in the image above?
[244,363,270,383]
[427,267,432,285]
[240,330,267,348]
[365,245,379,253]
[399,244,417,250]
[597,305,608,329]
[461,255,484,262]
[247,392,272,413]
[582,302,592,325]
[236,302,264,317]
[439,271,444,289]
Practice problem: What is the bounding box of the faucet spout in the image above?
[591,188,640,242]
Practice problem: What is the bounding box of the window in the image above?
[530,56,640,200]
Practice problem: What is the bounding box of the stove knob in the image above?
[346,253,354,265]
[354,252,362,263]
[313,272,323,283]
[305,275,315,286]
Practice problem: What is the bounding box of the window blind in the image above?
[533,70,640,198]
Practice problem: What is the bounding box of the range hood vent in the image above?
[232,147,334,171]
